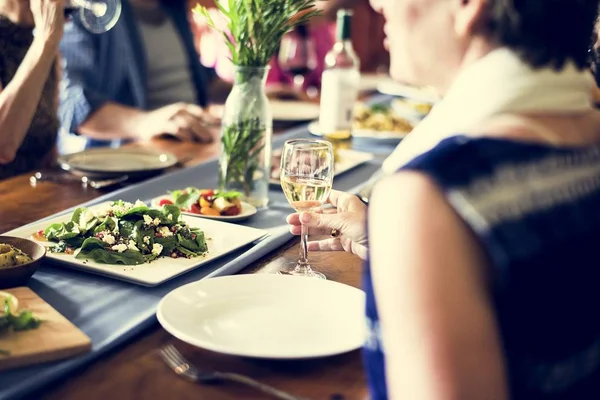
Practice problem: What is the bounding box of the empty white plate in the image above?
[157,274,367,359]
[270,100,321,121]
[58,148,178,177]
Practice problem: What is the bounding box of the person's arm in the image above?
[369,172,508,400]
[58,19,120,137]
[76,103,151,140]
[0,39,58,164]
[59,20,212,142]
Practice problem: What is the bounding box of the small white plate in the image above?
[157,274,367,359]
[150,195,257,222]
[359,73,394,92]
[4,202,268,286]
[307,121,409,142]
[270,100,321,121]
[270,148,374,183]
[58,148,178,177]
[377,81,439,104]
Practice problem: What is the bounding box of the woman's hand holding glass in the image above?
[286,190,368,261]
[280,139,335,279]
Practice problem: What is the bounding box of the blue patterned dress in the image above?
[363,135,600,399]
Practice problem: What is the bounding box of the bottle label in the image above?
[319,69,360,133]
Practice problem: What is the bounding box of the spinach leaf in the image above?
[137,226,155,250]
[213,191,242,201]
[176,232,200,252]
[162,204,181,224]
[63,236,85,249]
[76,239,145,265]
[94,217,117,235]
[119,220,135,239]
[44,221,81,242]
[121,205,151,218]
[174,189,200,210]
[155,236,177,255]
[77,237,107,252]
[176,246,198,257]
[192,230,208,253]
[71,207,97,233]
[131,220,145,242]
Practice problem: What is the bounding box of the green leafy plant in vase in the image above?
[193,0,320,208]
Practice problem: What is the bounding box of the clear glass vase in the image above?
[218,66,273,208]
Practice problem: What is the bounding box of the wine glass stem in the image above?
[298,222,309,268]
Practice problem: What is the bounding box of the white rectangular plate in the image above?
[5,202,268,287]
[270,149,374,184]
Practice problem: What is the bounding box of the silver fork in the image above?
[158,344,304,400]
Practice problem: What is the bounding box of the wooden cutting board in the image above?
[0,287,91,371]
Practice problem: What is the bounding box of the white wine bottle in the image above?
[318,9,361,142]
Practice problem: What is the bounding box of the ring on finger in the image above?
[330,228,341,238]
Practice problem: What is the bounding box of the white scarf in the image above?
[381,47,596,173]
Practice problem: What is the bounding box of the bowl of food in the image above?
[0,236,46,289]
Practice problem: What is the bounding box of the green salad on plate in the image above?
[41,200,208,266]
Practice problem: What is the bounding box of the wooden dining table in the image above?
[0,136,368,400]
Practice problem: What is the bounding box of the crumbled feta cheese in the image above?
[213,197,233,212]
[111,244,128,253]
[101,233,116,245]
[153,218,161,226]
[143,215,153,225]
[127,240,140,252]
[134,200,146,208]
[167,214,173,221]
[110,201,134,215]
[159,226,173,237]
[143,236,150,245]
[152,243,163,256]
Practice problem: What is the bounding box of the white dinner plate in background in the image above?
[270,148,374,183]
[377,81,440,104]
[157,274,367,359]
[57,148,178,178]
[308,121,409,142]
[270,100,321,121]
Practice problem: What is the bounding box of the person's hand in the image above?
[286,190,368,260]
[30,0,65,48]
[140,103,219,143]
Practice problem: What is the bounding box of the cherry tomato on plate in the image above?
[158,199,173,206]
[190,203,201,214]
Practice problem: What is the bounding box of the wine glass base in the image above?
[277,262,326,279]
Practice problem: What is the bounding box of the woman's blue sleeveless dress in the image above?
[363,136,600,399]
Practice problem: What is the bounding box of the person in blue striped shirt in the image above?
[58,0,226,152]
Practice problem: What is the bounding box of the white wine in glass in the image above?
[280,139,334,279]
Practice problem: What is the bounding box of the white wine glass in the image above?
[65,0,122,34]
[280,139,334,279]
